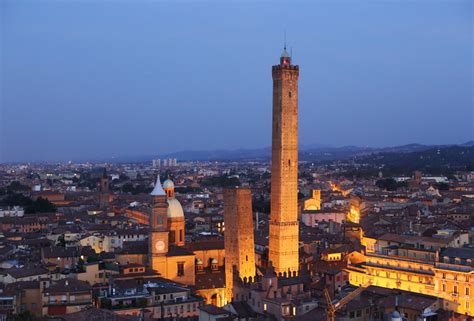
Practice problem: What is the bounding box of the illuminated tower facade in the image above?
[269,47,299,275]
[224,187,256,301]
[149,176,170,272]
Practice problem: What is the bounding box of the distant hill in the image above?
[161,147,271,161]
[461,140,474,147]
[156,143,470,162]
[80,142,473,164]
[356,145,474,175]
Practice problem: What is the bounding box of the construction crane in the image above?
[324,285,368,321]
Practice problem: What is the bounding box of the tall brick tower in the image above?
[224,187,256,301]
[269,47,299,275]
[99,168,111,209]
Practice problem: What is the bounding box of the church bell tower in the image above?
[99,168,111,209]
[269,46,299,275]
[149,176,169,271]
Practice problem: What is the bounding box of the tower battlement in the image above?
[272,64,299,71]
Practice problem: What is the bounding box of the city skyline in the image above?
[2,0,472,163]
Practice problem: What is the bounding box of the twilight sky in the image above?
[1,0,472,162]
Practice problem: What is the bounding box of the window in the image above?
[349,311,355,319]
[177,262,185,276]
[442,284,446,292]
[289,92,292,97]
[356,310,362,317]
[187,304,190,312]
[466,287,470,296]
[453,285,458,294]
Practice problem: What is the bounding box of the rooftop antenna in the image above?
[284,30,287,50]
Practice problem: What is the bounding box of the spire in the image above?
[150,175,166,196]
[280,31,291,65]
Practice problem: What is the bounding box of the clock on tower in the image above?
[155,240,165,252]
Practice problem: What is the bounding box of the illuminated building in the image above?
[329,181,352,197]
[347,237,474,316]
[223,187,256,301]
[269,46,300,276]
[303,189,321,211]
[347,195,361,224]
[148,176,195,285]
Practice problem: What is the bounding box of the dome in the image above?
[150,175,166,196]
[391,310,402,321]
[163,179,174,189]
[166,198,184,218]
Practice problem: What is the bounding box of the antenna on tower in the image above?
[290,47,293,58]
[284,30,287,49]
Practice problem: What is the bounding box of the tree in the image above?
[0,193,32,207]
[7,181,30,193]
[100,298,112,309]
[7,311,35,321]
[436,182,449,191]
[376,178,399,191]
[201,176,241,187]
[136,298,148,308]
[24,197,57,214]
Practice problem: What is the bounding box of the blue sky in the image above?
[1,0,472,162]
